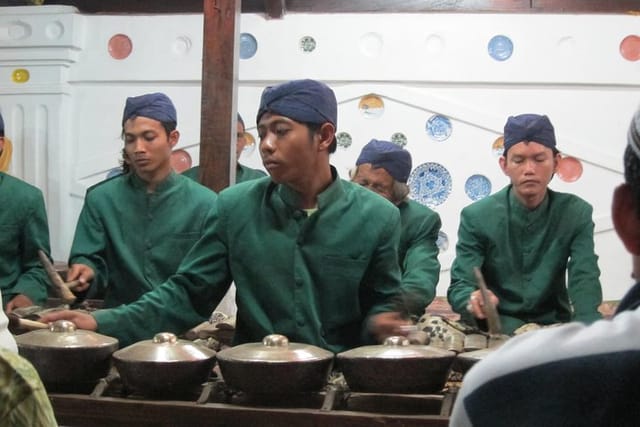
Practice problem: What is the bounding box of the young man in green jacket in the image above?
[66,93,218,308]
[0,112,51,313]
[43,79,410,352]
[448,114,602,334]
[352,139,441,319]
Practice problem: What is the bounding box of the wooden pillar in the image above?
[200,0,240,192]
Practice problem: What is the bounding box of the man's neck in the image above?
[291,165,333,209]
[137,168,172,193]
[515,189,547,210]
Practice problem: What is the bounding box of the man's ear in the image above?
[612,183,640,255]
[0,136,4,153]
[169,130,180,149]
[317,122,335,152]
[498,155,507,175]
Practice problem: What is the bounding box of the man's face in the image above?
[352,163,395,203]
[499,141,559,202]
[257,113,322,186]
[235,121,247,161]
[123,116,177,177]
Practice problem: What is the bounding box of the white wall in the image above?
[0,6,637,299]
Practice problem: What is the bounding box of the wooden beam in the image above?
[21,0,640,14]
[263,0,286,18]
[199,0,240,192]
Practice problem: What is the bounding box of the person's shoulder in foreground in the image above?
[449,105,640,427]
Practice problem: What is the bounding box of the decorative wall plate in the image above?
[299,36,316,53]
[465,174,492,201]
[620,35,640,62]
[170,149,192,173]
[243,132,256,155]
[358,94,385,119]
[391,132,407,147]
[556,156,583,182]
[239,33,258,59]
[11,68,30,83]
[492,136,504,157]
[408,162,452,208]
[108,34,133,60]
[426,115,452,142]
[106,167,123,179]
[488,35,513,61]
[436,231,449,253]
[336,132,353,149]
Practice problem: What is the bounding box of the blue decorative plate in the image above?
[465,174,492,201]
[239,33,258,59]
[436,231,449,253]
[426,115,452,142]
[488,35,513,61]
[408,162,452,208]
[106,167,123,179]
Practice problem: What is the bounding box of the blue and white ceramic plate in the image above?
[408,162,452,208]
[465,174,492,201]
[436,231,449,253]
[239,33,258,59]
[488,35,513,61]
[426,115,452,142]
[106,167,123,179]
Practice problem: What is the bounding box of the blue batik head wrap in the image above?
[256,79,337,128]
[356,139,412,183]
[503,114,558,155]
[122,93,177,126]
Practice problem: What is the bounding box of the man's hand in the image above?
[466,289,500,319]
[5,294,34,313]
[39,310,98,331]
[368,312,413,343]
[65,264,95,293]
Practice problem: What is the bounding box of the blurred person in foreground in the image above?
[1,290,57,426]
[449,106,640,427]
[351,139,441,319]
[41,79,409,351]
[448,113,602,335]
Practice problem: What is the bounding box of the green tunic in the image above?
[70,172,217,308]
[182,163,266,184]
[0,173,50,306]
[448,185,602,334]
[397,199,441,317]
[95,168,403,351]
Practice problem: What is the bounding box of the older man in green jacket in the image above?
[352,139,441,319]
[448,114,602,334]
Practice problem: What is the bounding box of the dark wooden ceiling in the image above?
[6,0,640,16]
